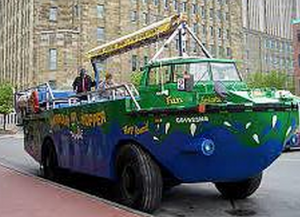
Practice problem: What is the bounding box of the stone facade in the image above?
[0,0,34,89]
[242,0,297,80]
[0,0,243,89]
[293,19,300,94]
[244,29,294,75]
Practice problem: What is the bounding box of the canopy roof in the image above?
[87,14,186,61]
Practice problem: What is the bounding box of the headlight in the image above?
[200,139,215,156]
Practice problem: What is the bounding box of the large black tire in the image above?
[115,143,163,213]
[42,140,59,181]
[215,173,263,199]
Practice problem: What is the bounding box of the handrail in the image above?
[50,83,141,111]
[15,82,141,115]
[16,82,55,100]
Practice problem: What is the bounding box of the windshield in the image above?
[147,61,241,86]
[148,62,210,85]
[211,62,241,81]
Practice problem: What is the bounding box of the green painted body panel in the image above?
[23,57,300,182]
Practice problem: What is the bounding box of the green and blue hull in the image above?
[24,99,298,183]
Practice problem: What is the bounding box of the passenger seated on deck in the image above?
[100,73,124,98]
[100,73,116,89]
[72,68,96,100]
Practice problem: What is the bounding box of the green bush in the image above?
[246,71,295,93]
[130,71,143,87]
[0,83,14,130]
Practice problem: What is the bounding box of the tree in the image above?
[130,71,143,87]
[0,83,14,130]
[246,71,295,93]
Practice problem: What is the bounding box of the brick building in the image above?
[292,19,300,94]
[0,0,243,89]
[242,0,298,77]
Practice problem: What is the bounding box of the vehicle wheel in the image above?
[42,140,59,181]
[116,143,163,213]
[214,173,263,199]
[283,145,291,152]
[163,178,181,192]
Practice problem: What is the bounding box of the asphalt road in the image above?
[0,135,300,217]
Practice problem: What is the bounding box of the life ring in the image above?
[30,91,39,113]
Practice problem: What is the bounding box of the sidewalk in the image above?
[0,133,23,139]
[0,164,143,217]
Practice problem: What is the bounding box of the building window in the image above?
[132,55,138,71]
[201,6,206,19]
[153,0,158,6]
[176,36,179,50]
[97,27,105,41]
[298,33,300,42]
[49,7,57,21]
[144,56,149,65]
[143,12,148,25]
[219,46,224,57]
[217,10,222,20]
[226,29,230,40]
[210,26,214,37]
[192,4,197,14]
[97,5,104,19]
[218,28,222,38]
[298,54,300,68]
[246,50,249,59]
[131,11,137,22]
[164,0,168,8]
[225,12,229,21]
[276,41,280,50]
[209,8,213,19]
[193,23,198,34]
[49,49,57,70]
[73,5,80,17]
[226,47,231,57]
[190,41,196,53]
[182,2,187,12]
[173,0,178,11]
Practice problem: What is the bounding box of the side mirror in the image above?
[156,89,169,96]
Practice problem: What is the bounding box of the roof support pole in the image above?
[92,60,100,90]
[149,24,183,63]
[179,22,188,57]
[185,25,212,59]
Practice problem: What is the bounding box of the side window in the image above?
[173,63,209,83]
[148,66,171,86]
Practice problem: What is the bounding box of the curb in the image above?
[0,161,152,217]
[0,134,24,139]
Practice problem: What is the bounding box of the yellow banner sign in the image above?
[87,14,186,60]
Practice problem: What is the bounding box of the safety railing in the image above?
[50,83,141,110]
[15,82,141,116]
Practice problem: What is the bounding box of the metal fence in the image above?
[0,113,18,129]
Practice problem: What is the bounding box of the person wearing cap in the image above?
[72,68,96,94]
